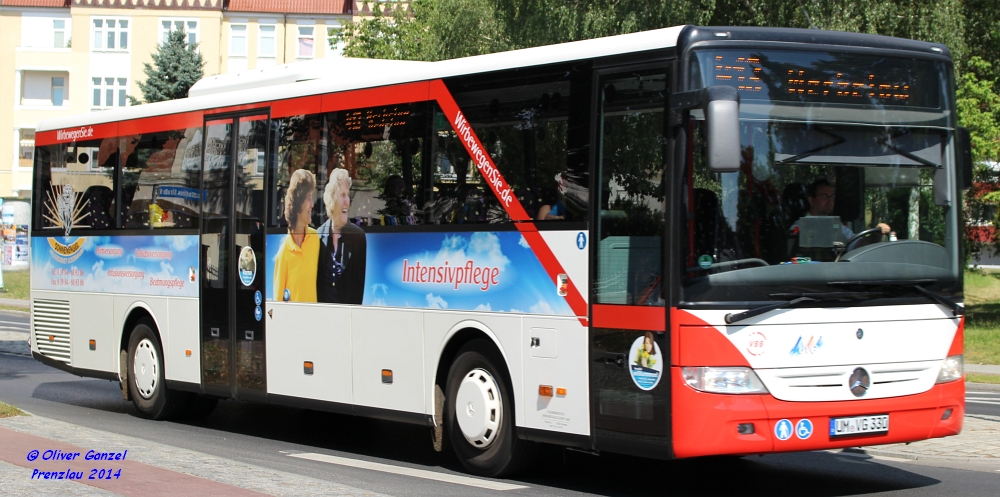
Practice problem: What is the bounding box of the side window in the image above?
[594,69,668,305]
[272,103,430,230]
[446,66,589,224]
[121,128,202,229]
[35,138,117,232]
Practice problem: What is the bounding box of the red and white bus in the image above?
[31,25,968,476]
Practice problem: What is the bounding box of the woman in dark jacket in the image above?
[317,168,366,304]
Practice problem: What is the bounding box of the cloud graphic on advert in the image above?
[168,236,195,252]
[474,303,492,312]
[426,293,448,309]
[518,236,530,249]
[430,233,510,268]
[530,300,555,315]
[369,283,389,306]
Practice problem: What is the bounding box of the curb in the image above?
[966,381,1000,392]
[844,446,991,463]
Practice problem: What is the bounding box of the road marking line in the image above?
[288,453,527,491]
[871,455,912,462]
[966,391,1000,395]
[965,399,1000,406]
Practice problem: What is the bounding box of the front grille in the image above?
[33,299,71,365]
[756,360,940,401]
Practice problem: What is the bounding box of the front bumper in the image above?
[671,367,965,458]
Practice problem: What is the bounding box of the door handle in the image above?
[245,330,254,340]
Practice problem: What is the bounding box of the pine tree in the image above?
[132,29,206,104]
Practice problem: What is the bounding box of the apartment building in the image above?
[0,0,357,199]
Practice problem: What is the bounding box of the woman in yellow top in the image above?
[273,169,319,302]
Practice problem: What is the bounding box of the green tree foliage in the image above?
[133,29,206,104]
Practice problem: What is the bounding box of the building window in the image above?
[91,77,128,109]
[51,77,65,106]
[92,18,129,51]
[230,24,247,56]
[297,26,314,58]
[53,20,66,48]
[258,24,276,57]
[327,25,344,56]
[160,18,199,47]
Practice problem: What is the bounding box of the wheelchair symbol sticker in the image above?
[796,419,813,440]
[775,419,793,441]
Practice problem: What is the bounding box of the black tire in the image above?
[445,339,535,477]
[127,320,183,420]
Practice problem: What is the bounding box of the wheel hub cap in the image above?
[133,338,158,399]
[455,368,502,449]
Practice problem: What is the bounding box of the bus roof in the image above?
[36,25,684,133]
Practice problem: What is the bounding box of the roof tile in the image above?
[0,0,69,7]
[226,0,350,14]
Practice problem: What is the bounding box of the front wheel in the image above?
[127,320,184,420]
[445,340,534,477]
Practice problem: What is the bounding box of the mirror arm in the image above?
[668,90,702,126]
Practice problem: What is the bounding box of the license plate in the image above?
[829,414,889,437]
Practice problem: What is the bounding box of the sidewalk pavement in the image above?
[0,413,391,497]
[855,411,1000,462]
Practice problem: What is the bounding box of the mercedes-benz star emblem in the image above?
[849,367,870,397]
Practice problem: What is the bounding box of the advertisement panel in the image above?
[266,230,572,316]
[31,235,199,297]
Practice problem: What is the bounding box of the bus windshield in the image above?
[682,48,960,303]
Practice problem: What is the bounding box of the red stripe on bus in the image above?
[322,82,432,113]
[120,111,205,136]
[271,95,322,119]
[36,122,120,146]
[515,225,588,319]
[591,304,666,331]
[206,119,232,126]
[239,114,269,122]
[430,80,530,222]
[205,101,272,115]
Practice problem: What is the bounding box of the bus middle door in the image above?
[200,113,269,402]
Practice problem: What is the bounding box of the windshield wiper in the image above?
[827,279,963,316]
[724,291,882,324]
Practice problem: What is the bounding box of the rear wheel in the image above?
[127,320,183,420]
[445,340,534,477]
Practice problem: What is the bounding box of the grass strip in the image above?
[0,401,25,418]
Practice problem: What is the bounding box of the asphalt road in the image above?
[1,315,999,496]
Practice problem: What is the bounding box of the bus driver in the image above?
[791,178,890,241]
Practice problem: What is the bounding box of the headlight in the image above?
[936,354,963,383]
[682,367,769,394]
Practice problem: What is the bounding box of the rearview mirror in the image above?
[704,86,741,173]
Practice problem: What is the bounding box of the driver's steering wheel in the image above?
[845,227,884,251]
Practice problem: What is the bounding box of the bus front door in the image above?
[200,113,269,401]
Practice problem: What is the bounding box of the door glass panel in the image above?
[201,120,233,388]
[594,70,668,306]
[234,116,268,394]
